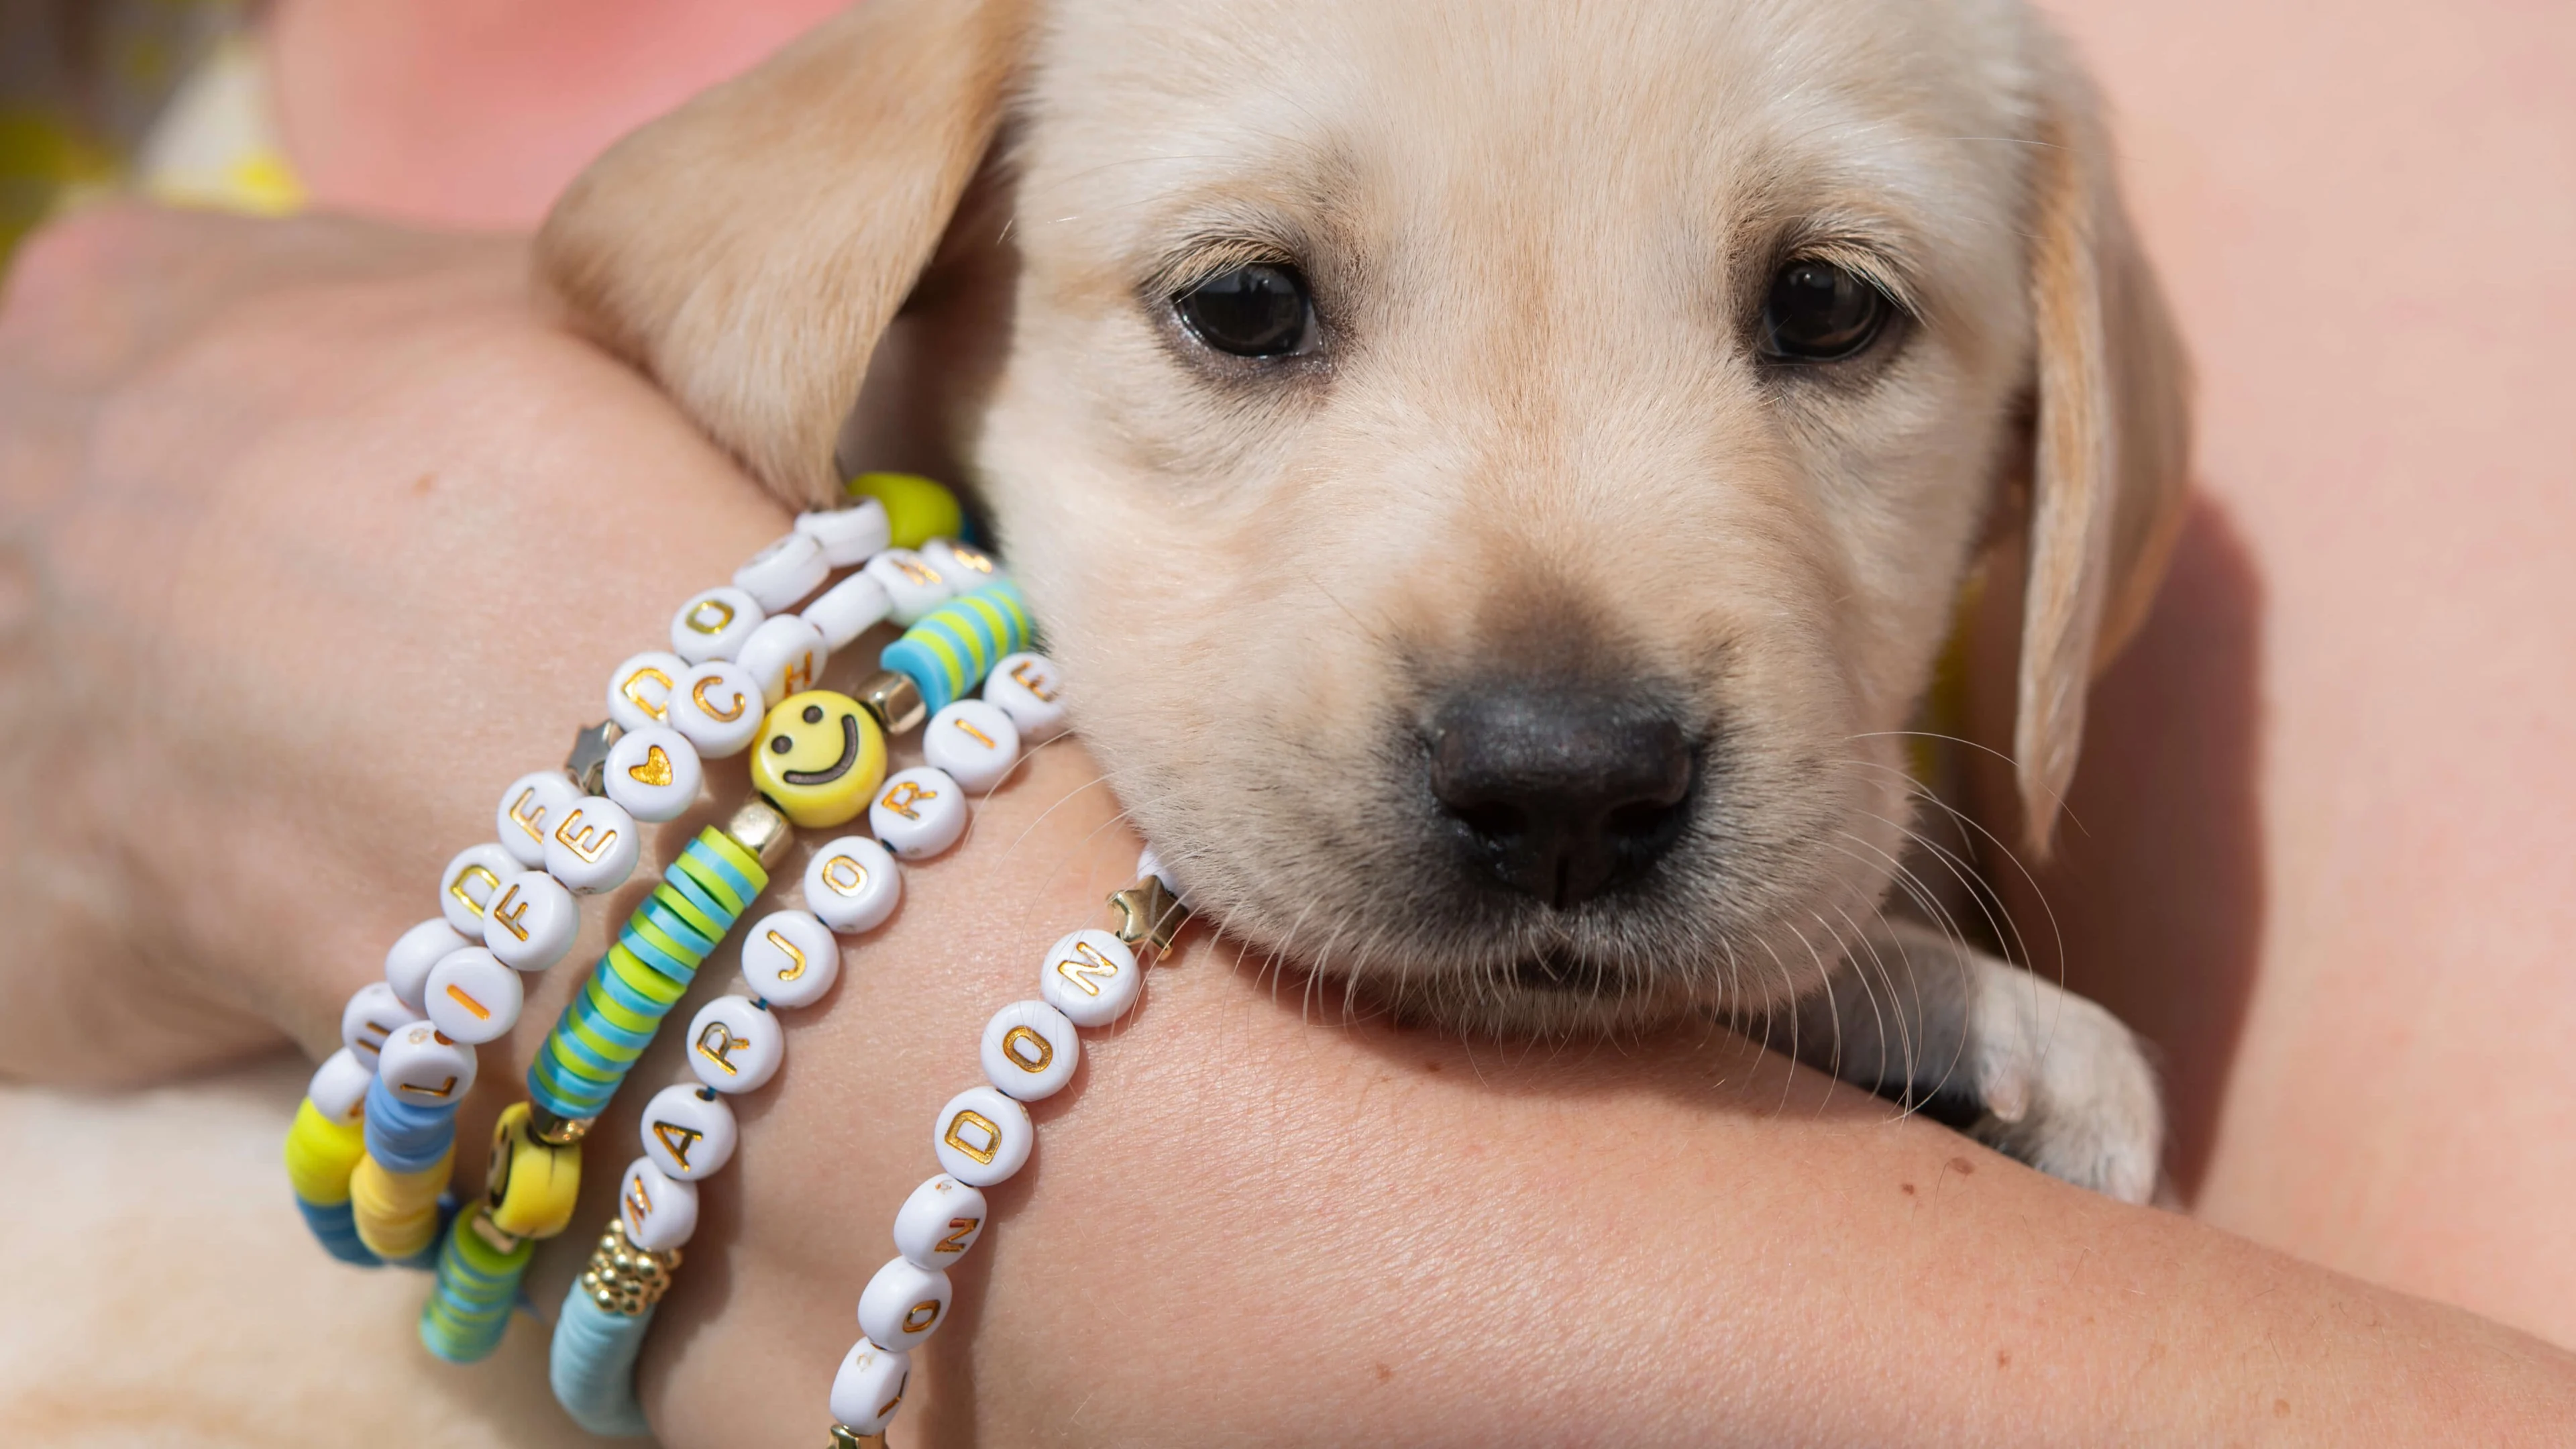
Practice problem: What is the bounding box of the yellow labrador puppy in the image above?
[539,0,2188,1201]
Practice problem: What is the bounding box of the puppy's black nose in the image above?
[1427,687,1694,909]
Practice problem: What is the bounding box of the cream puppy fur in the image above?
[538,0,2188,1201]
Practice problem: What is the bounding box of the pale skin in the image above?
[3,207,2571,1447]
[3,1,2573,1443]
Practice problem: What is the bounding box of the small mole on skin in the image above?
[1900,1182,1916,1196]
[2274,1399,2290,1418]
[1996,1350,2010,1368]
[410,473,435,495]
[1424,1061,1442,1073]
[1375,1364,1395,1383]
[1947,1157,1976,1176]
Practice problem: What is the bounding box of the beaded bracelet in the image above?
[282,474,1188,1443]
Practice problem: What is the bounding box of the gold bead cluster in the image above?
[582,1218,682,1318]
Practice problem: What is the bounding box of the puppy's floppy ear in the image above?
[2012,51,2192,853]
[537,0,1028,508]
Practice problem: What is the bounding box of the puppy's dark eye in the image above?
[1176,263,1313,358]
[1760,260,1890,362]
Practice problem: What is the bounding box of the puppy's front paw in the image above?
[1965,966,2163,1203]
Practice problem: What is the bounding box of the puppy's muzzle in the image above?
[1426,685,1695,909]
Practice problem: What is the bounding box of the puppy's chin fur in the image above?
[539,0,2190,1043]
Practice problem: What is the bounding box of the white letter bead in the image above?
[668,586,764,665]
[983,652,1068,741]
[686,996,784,1094]
[980,1000,1079,1102]
[1038,928,1142,1028]
[604,724,703,824]
[923,538,1006,589]
[740,909,841,1010]
[856,1256,954,1353]
[803,837,900,935]
[437,843,520,937]
[802,570,894,651]
[495,771,581,868]
[384,918,472,1012]
[932,1085,1034,1187]
[922,700,1021,794]
[606,651,688,735]
[543,796,640,894]
[641,1085,737,1181]
[735,614,829,704]
[862,549,953,625]
[870,767,967,859]
[892,1174,988,1270]
[668,661,765,759]
[423,949,523,1045]
[733,530,830,612]
[796,500,892,567]
[619,1157,700,1253]
[340,982,421,1069]
[482,869,578,972]
[829,1338,913,1436]
[307,1048,374,1124]
[378,1020,477,1108]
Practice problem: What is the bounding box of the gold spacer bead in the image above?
[853,669,927,736]
[830,1428,889,1449]
[581,1216,684,1316]
[530,1104,595,1144]
[1109,875,1189,955]
[726,793,796,869]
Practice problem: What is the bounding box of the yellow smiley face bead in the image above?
[750,690,887,828]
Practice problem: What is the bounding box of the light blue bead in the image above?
[551,1279,655,1438]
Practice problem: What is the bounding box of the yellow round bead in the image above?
[750,690,888,828]
[845,472,962,551]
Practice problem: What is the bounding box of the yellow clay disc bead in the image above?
[750,690,888,829]
[845,472,961,551]
[284,1099,368,1206]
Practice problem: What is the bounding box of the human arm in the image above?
[3,207,2569,1446]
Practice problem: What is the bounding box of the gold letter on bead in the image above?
[1053,940,1120,998]
[692,674,747,722]
[942,1109,1001,1165]
[820,855,869,896]
[554,808,620,865]
[934,1218,979,1256]
[444,983,493,1021]
[902,1299,942,1334]
[783,651,818,696]
[487,881,533,941]
[1001,1026,1053,1073]
[651,1120,704,1170]
[1009,658,1057,702]
[765,928,809,982]
[896,559,941,587]
[619,665,674,724]
[879,780,936,820]
[683,598,736,636]
[506,786,549,845]
[447,863,502,918]
[693,1020,745,1077]
[623,1175,653,1236]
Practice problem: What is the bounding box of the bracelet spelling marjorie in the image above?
[280,473,1189,1444]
